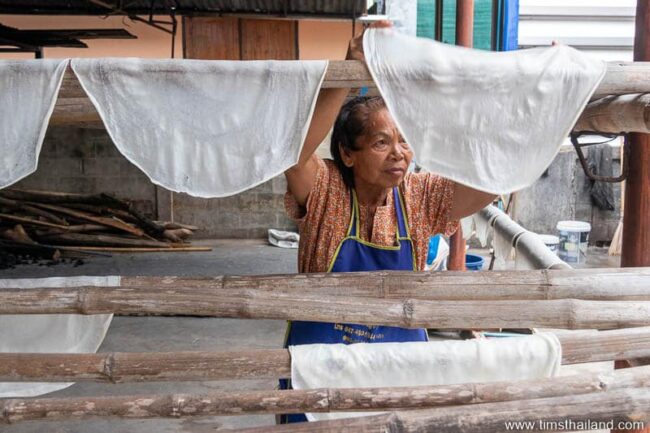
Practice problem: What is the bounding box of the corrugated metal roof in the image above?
[0,0,366,17]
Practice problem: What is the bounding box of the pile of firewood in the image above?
[0,189,206,263]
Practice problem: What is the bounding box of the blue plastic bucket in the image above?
[465,254,484,271]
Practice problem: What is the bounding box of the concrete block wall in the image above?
[172,176,297,238]
[14,126,158,217]
[514,145,622,245]
[14,126,296,238]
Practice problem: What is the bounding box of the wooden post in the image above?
[448,0,475,271]
[456,0,474,48]
[614,3,650,432]
[622,0,650,268]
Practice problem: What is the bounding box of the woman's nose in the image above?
[389,141,405,159]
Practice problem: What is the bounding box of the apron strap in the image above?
[347,189,360,237]
[393,187,410,239]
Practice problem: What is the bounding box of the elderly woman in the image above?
[280,23,495,423]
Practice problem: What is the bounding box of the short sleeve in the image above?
[284,157,336,226]
[405,172,458,237]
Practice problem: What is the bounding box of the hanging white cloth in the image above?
[71,58,328,198]
[473,211,495,248]
[0,276,118,398]
[492,217,519,270]
[460,216,475,240]
[0,59,68,188]
[290,333,561,421]
[363,28,606,194]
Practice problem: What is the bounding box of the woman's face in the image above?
[341,108,413,189]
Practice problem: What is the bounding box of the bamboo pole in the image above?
[50,61,650,127]
[232,388,650,433]
[56,61,650,96]
[575,94,650,133]
[4,267,650,302]
[3,284,650,329]
[2,328,649,383]
[2,365,650,424]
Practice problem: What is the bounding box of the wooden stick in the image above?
[232,388,650,433]
[4,266,649,301]
[33,224,110,235]
[51,62,650,129]
[0,213,69,230]
[575,94,650,133]
[1,327,648,384]
[61,203,139,223]
[28,203,144,237]
[0,189,116,205]
[57,61,650,96]
[2,283,650,329]
[124,267,650,301]
[0,189,166,236]
[2,365,650,424]
[595,61,650,98]
[37,233,171,248]
[2,268,650,328]
[0,196,69,225]
[59,246,211,253]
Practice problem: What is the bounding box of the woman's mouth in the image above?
[386,167,406,175]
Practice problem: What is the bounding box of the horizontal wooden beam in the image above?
[56,61,650,96]
[2,268,650,329]
[2,267,650,297]
[2,365,649,423]
[50,61,650,130]
[4,286,650,329]
[1,327,649,383]
[234,388,650,433]
[575,93,650,133]
[83,267,650,301]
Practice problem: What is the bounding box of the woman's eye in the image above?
[374,140,388,147]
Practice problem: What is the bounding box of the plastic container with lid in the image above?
[539,234,560,254]
[556,221,591,263]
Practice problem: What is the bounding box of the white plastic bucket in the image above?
[539,234,560,254]
[556,221,591,263]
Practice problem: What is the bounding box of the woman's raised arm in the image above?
[449,183,497,220]
[285,21,392,207]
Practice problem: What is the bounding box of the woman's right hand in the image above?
[346,20,392,62]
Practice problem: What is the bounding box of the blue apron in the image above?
[279,187,427,423]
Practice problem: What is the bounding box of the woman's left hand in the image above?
[346,20,392,62]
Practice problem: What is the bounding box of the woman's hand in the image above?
[346,20,392,62]
[285,20,393,207]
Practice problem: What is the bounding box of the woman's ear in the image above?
[339,144,354,168]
